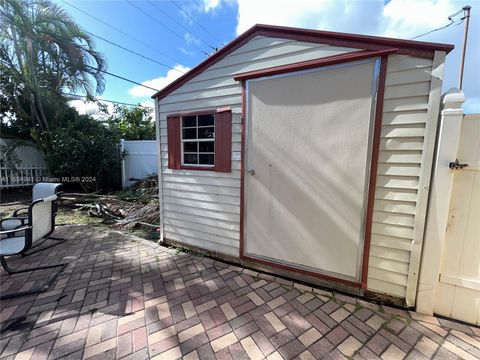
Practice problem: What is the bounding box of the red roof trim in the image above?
[234,48,397,81]
[152,24,454,100]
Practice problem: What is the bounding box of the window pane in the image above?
[198,127,214,139]
[182,116,196,127]
[183,141,197,152]
[198,114,214,126]
[182,128,196,139]
[184,154,198,164]
[199,154,214,165]
[199,141,214,153]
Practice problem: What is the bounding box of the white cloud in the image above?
[128,65,191,98]
[381,0,457,38]
[179,47,195,56]
[184,32,200,45]
[67,97,114,119]
[141,100,155,108]
[202,0,221,12]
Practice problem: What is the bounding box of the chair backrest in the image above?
[30,195,57,245]
[32,183,62,201]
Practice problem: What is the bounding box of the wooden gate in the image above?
[434,114,480,324]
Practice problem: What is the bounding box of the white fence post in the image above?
[416,88,466,315]
[120,140,158,188]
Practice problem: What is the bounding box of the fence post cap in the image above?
[442,88,465,109]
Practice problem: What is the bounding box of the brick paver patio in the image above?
[1,225,479,360]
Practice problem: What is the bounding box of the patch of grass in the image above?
[116,188,151,204]
[56,208,104,226]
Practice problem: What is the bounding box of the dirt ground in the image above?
[0,188,157,240]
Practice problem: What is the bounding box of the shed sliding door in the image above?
[244,60,378,281]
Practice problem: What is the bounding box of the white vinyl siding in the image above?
[158,36,359,256]
[367,54,440,299]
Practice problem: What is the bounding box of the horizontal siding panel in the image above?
[380,138,424,151]
[160,85,241,105]
[164,224,238,247]
[161,160,242,171]
[385,67,432,86]
[372,211,415,227]
[163,175,240,187]
[164,196,240,214]
[374,188,418,202]
[370,245,411,263]
[163,203,239,222]
[367,277,406,298]
[386,55,432,72]
[376,176,419,190]
[163,182,241,196]
[162,169,241,179]
[165,232,238,256]
[383,96,429,112]
[374,199,416,214]
[384,82,430,99]
[381,125,425,138]
[382,110,427,125]
[163,189,240,205]
[378,151,422,164]
[372,222,414,240]
[368,268,408,287]
[377,164,421,177]
[371,234,413,251]
[166,210,240,231]
[164,217,239,240]
[369,256,410,275]
[159,95,241,114]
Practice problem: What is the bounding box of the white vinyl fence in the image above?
[0,139,48,189]
[120,139,158,188]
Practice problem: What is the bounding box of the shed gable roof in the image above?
[152,24,454,100]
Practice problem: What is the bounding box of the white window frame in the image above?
[181,114,215,167]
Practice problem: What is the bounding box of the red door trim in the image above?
[239,56,389,290]
[360,55,388,289]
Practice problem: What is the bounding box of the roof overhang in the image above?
[152,24,454,101]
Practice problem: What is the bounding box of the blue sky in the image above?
[58,0,479,114]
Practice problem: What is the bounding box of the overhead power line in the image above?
[85,65,160,92]
[146,0,218,52]
[171,0,224,47]
[85,31,185,73]
[63,93,154,108]
[410,6,467,40]
[126,0,210,56]
[60,0,181,65]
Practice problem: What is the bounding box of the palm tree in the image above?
[0,0,106,132]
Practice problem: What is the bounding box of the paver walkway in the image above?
[1,225,479,360]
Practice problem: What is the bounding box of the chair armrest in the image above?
[12,207,29,217]
[0,225,32,236]
[0,217,28,228]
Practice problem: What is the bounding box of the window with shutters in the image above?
[167,109,232,172]
[181,114,215,167]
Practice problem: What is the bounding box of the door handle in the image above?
[248,169,255,175]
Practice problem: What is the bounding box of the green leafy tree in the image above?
[107,105,155,140]
[0,0,106,135]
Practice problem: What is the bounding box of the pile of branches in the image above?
[60,176,159,229]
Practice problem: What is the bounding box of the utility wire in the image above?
[126,0,210,56]
[410,7,466,40]
[63,93,154,108]
[146,0,218,52]
[85,65,160,92]
[85,31,185,73]
[60,0,181,65]
[171,0,224,47]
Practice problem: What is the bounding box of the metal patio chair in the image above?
[1,183,64,254]
[0,195,66,300]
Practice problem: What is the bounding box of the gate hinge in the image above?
[449,159,468,170]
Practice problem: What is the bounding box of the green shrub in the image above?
[43,115,120,192]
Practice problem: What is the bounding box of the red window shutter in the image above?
[215,109,232,172]
[167,116,181,169]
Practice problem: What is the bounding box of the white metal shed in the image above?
[152,24,454,307]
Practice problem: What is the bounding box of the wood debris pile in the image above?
[60,175,159,229]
